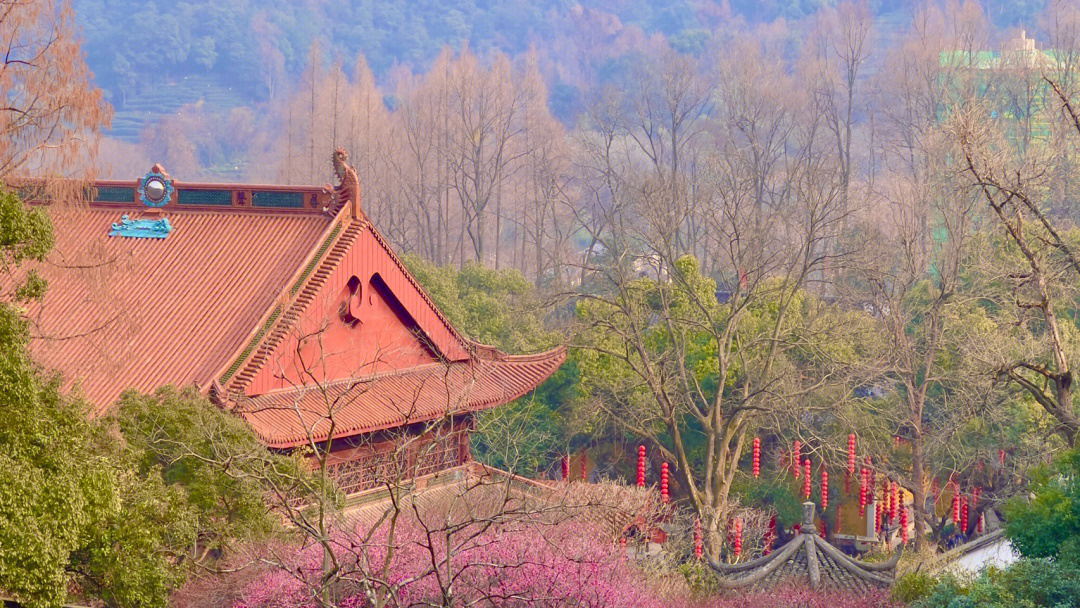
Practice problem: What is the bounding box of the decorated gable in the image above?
[243,226,470,395]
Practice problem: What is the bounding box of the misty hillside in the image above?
[75,0,1042,141]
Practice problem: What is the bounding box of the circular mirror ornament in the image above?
[139,172,173,207]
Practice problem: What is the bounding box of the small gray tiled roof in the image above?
[708,502,900,592]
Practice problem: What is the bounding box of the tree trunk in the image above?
[911,428,927,550]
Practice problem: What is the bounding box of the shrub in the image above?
[1004,447,1080,563]
[893,571,939,604]
[910,574,971,608]
[911,558,1080,608]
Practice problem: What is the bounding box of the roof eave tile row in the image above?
[234,347,567,449]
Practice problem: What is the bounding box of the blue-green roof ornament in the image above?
[139,164,173,207]
[109,214,172,239]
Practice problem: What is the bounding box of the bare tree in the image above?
[953,95,1080,445]
[0,0,110,191]
[572,34,852,557]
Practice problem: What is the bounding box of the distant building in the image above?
[940,30,1066,144]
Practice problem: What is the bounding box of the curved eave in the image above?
[235,346,567,449]
[708,532,899,591]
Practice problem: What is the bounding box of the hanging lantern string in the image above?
[694,517,703,560]
[803,459,811,499]
[661,462,670,503]
[821,468,829,511]
[637,445,646,488]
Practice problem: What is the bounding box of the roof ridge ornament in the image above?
[325,148,361,219]
[109,214,172,239]
[801,501,818,534]
[139,164,174,207]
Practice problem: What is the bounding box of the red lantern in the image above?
[821,469,829,510]
[694,518,703,559]
[581,456,587,482]
[733,518,743,558]
[875,501,883,534]
[848,434,857,477]
[561,456,569,481]
[793,441,801,478]
[637,445,646,488]
[952,491,960,525]
[890,481,899,522]
[804,459,811,499]
[900,505,909,545]
[752,437,761,478]
[978,513,985,534]
[961,495,969,535]
[661,462,670,503]
[859,468,867,517]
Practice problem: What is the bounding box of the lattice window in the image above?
[413,432,462,478]
[328,431,464,496]
[328,458,367,495]
[354,449,408,492]
[95,186,135,203]
[252,191,304,208]
[177,189,233,206]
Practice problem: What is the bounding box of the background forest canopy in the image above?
[83,0,1060,278]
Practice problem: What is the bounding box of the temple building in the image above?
[17,152,565,493]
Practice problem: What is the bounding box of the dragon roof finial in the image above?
[325,148,361,219]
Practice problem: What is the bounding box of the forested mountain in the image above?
[75,0,1039,141]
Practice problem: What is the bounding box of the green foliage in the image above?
[0,189,187,607]
[911,559,1080,608]
[907,449,1080,608]
[910,573,972,607]
[0,186,53,303]
[575,255,871,474]
[730,474,804,529]
[0,189,102,606]
[69,465,192,608]
[893,571,939,604]
[113,386,304,557]
[1004,447,1080,563]
[73,0,901,113]
[472,396,559,475]
[677,559,718,594]
[402,253,558,353]
[403,253,569,476]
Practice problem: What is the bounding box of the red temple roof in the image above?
[235,350,565,448]
[15,163,565,445]
[28,203,333,412]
